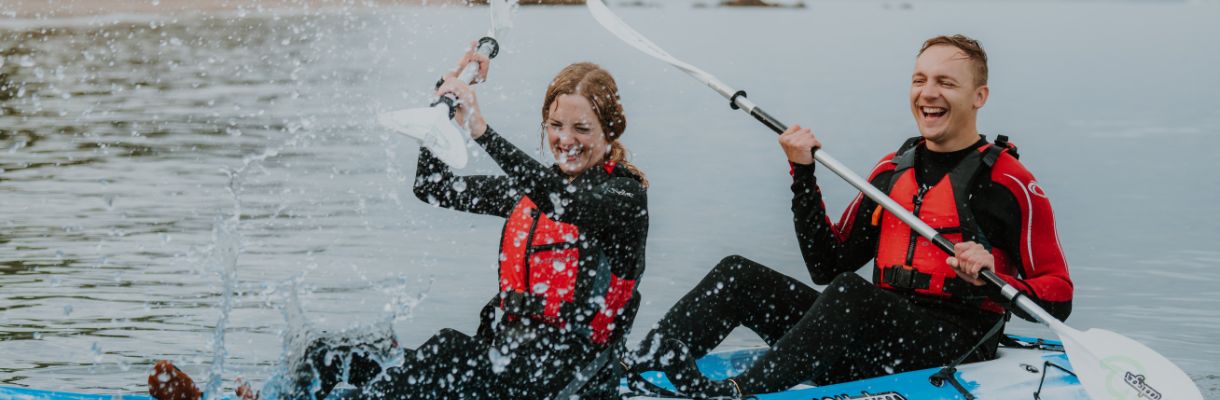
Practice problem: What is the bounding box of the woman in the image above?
[149,50,649,400]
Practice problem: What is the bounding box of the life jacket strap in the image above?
[477,296,500,342]
[875,266,995,303]
[877,266,931,290]
[501,291,547,317]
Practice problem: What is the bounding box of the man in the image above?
[625,34,1074,398]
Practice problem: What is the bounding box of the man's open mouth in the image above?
[921,106,947,120]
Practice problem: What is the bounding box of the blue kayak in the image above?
[621,335,1089,399]
[0,335,1086,400]
[0,387,157,400]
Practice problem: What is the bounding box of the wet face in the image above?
[910,45,989,149]
[545,94,610,177]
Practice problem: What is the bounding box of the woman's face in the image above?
[545,94,609,177]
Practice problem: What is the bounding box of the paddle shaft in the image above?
[724,95,1062,327]
[432,37,500,116]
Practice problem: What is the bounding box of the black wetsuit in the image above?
[634,137,1072,395]
[286,127,649,399]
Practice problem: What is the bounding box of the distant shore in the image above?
[0,0,467,19]
[1,0,803,20]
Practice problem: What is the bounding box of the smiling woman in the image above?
[542,62,649,186]
[385,54,651,399]
[143,48,652,400]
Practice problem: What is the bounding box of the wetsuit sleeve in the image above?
[987,156,1074,322]
[473,127,648,229]
[412,146,517,217]
[791,158,892,285]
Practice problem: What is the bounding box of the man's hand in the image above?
[778,124,821,165]
[946,241,993,286]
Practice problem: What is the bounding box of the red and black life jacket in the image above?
[496,163,636,345]
[873,136,1020,314]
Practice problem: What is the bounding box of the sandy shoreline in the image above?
[0,0,470,20]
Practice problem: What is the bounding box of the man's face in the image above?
[910,45,988,146]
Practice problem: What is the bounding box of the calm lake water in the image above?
[2,1,1219,396]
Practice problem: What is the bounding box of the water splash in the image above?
[201,144,287,399]
[251,274,430,399]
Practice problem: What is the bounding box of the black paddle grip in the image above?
[933,235,956,255]
[729,90,747,110]
[751,107,788,135]
[431,95,457,119]
[478,37,500,59]
[980,269,1009,290]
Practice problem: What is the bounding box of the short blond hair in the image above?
[919,34,988,87]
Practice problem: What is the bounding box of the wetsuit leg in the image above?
[636,255,820,362]
[729,272,991,394]
[492,326,597,398]
[288,331,397,400]
[360,328,491,399]
[358,325,599,399]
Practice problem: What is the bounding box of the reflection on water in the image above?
[2,2,1220,396]
[0,12,424,392]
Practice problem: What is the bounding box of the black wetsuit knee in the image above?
[294,333,396,400]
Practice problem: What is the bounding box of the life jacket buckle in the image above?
[883,266,931,290]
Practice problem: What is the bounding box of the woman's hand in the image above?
[455,41,492,84]
[435,73,487,139]
[946,241,994,286]
[778,124,821,165]
[434,42,493,138]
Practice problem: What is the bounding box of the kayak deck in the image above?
[623,335,1090,399]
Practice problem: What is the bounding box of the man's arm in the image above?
[778,125,890,284]
[987,155,1074,322]
[792,159,894,285]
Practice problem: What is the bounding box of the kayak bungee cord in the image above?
[376,0,519,169]
[584,1,1204,399]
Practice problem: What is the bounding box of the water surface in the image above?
[2,1,1219,395]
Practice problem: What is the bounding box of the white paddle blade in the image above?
[377,105,469,169]
[586,0,701,76]
[1060,328,1202,400]
[585,0,735,99]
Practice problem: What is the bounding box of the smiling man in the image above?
[623,34,1075,398]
